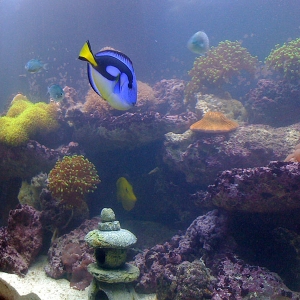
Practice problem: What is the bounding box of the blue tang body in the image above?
[78,41,137,110]
[25,59,48,73]
[187,31,209,55]
[48,84,65,102]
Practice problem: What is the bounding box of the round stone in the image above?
[100,208,115,222]
[87,263,140,283]
[85,229,137,249]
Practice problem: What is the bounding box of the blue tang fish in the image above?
[48,84,65,102]
[187,31,209,55]
[78,41,137,110]
[25,59,48,73]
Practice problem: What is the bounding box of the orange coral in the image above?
[48,155,100,209]
[190,111,238,133]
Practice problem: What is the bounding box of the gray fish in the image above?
[25,59,48,73]
[48,84,65,102]
[187,31,209,55]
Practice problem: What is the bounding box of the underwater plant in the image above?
[0,94,60,146]
[185,40,258,103]
[265,38,300,81]
[48,155,100,210]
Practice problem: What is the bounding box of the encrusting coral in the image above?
[0,204,43,276]
[190,111,239,133]
[0,94,60,146]
[265,38,300,81]
[48,155,100,210]
[245,79,300,126]
[185,40,258,102]
[44,218,99,290]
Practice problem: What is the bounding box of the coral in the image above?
[18,181,41,208]
[72,111,197,153]
[152,79,186,115]
[0,94,60,146]
[6,94,32,117]
[40,188,89,239]
[48,155,100,209]
[83,80,183,117]
[131,208,300,298]
[45,218,99,290]
[156,260,213,300]
[163,123,300,187]
[185,40,258,102]
[194,93,247,122]
[285,143,300,162]
[31,172,48,188]
[210,253,299,299]
[0,204,43,275]
[136,81,157,108]
[83,88,113,117]
[17,173,47,209]
[245,79,300,126]
[60,80,193,153]
[133,210,227,293]
[202,161,300,212]
[190,111,239,133]
[265,38,300,81]
[0,140,62,181]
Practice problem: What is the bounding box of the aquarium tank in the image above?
[1,0,300,299]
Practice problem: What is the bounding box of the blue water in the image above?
[0,0,299,110]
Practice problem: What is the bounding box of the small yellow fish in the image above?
[116,177,137,211]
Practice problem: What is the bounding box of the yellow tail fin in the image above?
[78,41,98,67]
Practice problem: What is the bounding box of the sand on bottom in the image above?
[0,255,156,300]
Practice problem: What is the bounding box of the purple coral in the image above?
[133,210,227,293]
[245,79,300,126]
[203,161,300,213]
[45,218,99,290]
[0,204,43,275]
[211,254,299,299]
[163,125,298,187]
[157,260,214,300]
[152,79,186,115]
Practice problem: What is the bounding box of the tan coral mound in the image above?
[190,111,239,133]
[284,144,300,162]
[83,88,113,115]
[136,81,156,107]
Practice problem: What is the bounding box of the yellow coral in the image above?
[0,94,60,147]
[0,118,29,146]
[6,94,32,117]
